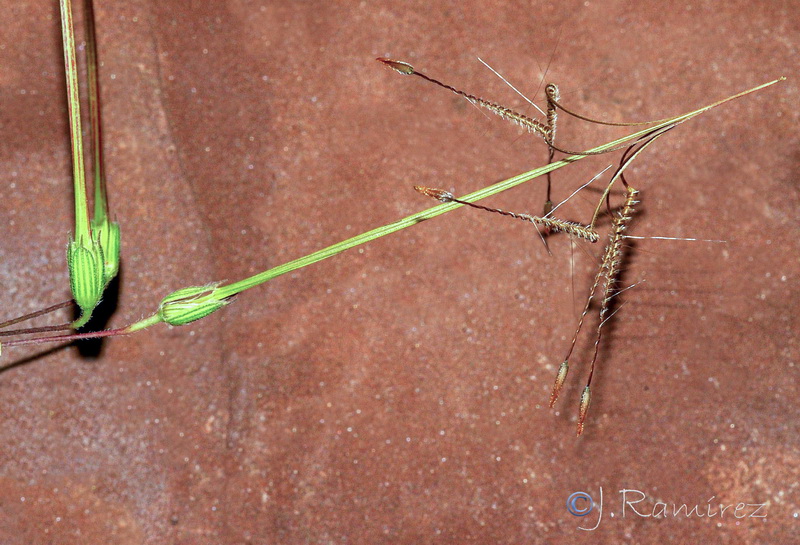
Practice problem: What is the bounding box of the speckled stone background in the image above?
[0,1,797,543]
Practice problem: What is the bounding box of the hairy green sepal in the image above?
[67,238,105,328]
[91,217,121,281]
[158,284,230,326]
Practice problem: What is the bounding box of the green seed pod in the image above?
[158,283,230,326]
[91,217,121,285]
[67,238,105,328]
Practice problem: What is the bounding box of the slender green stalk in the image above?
[84,0,121,283]
[213,76,784,300]
[60,0,90,241]
[84,0,107,222]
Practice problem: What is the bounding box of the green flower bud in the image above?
[67,238,105,328]
[91,217,121,284]
[158,283,230,326]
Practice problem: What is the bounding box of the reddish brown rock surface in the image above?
[0,1,796,543]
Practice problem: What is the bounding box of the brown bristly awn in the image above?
[412,185,600,243]
[413,123,673,436]
[573,183,639,436]
[377,57,669,219]
[547,130,669,436]
[380,57,779,436]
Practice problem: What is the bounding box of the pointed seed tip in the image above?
[577,386,592,436]
[376,58,415,75]
[414,186,452,202]
[549,361,569,408]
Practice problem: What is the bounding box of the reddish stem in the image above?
[1,326,132,348]
[0,324,73,338]
[0,300,74,330]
